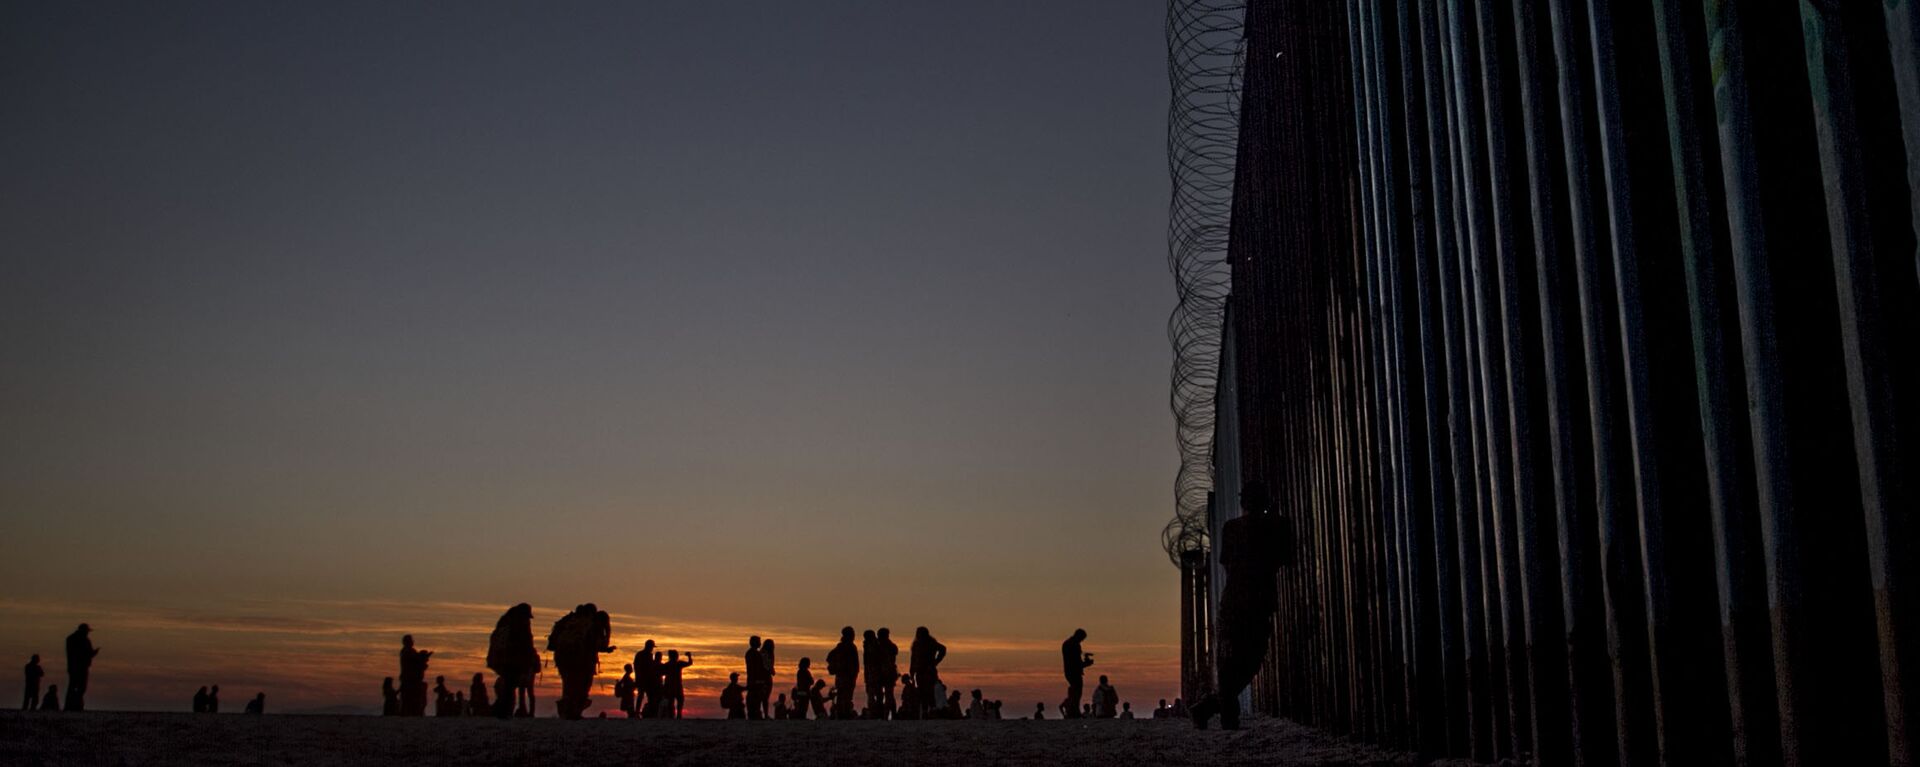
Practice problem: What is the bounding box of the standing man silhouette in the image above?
[861,630,882,717]
[909,627,946,718]
[64,624,97,712]
[633,639,658,717]
[1060,629,1093,718]
[744,636,769,720]
[398,635,431,716]
[826,627,860,720]
[661,650,692,719]
[758,640,777,719]
[1192,480,1291,730]
[22,655,43,711]
[875,628,899,718]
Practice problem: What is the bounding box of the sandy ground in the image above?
[0,711,1426,766]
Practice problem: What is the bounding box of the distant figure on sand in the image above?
[721,672,747,719]
[615,664,636,717]
[758,640,777,719]
[745,636,769,720]
[207,685,221,714]
[1093,675,1117,718]
[548,604,615,720]
[1120,702,1134,719]
[469,673,490,716]
[874,629,899,719]
[487,603,538,719]
[861,630,882,718]
[245,693,265,715]
[41,684,59,712]
[433,676,452,716]
[193,686,210,713]
[909,627,946,718]
[1192,480,1291,730]
[826,627,859,720]
[23,655,44,711]
[1034,702,1045,719]
[634,640,658,718]
[64,623,97,712]
[399,635,432,717]
[896,675,919,720]
[774,692,789,720]
[1061,629,1093,718]
[381,677,400,716]
[810,678,830,720]
[792,657,815,720]
[661,650,692,719]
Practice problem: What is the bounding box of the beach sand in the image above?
[1,711,1427,766]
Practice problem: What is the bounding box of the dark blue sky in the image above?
[1,0,1177,708]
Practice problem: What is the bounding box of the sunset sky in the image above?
[0,1,1177,715]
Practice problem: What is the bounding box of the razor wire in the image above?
[1162,0,1245,566]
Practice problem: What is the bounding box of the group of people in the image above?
[611,640,695,718]
[18,624,97,713]
[193,685,265,715]
[14,480,1290,729]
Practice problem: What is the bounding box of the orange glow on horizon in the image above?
[0,597,1180,718]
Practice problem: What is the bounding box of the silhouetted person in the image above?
[826,626,859,720]
[861,630,882,717]
[1153,699,1171,719]
[633,640,658,718]
[896,675,919,720]
[1120,701,1134,719]
[909,627,945,718]
[487,604,537,719]
[1170,697,1188,718]
[967,689,986,720]
[399,635,431,717]
[245,693,265,715]
[745,636,769,720]
[64,623,96,712]
[41,684,59,712]
[1192,480,1291,730]
[193,686,209,713]
[433,676,451,717]
[1060,629,1093,719]
[469,673,490,716]
[208,685,221,714]
[875,628,899,719]
[792,657,815,720]
[1093,675,1116,718]
[810,679,830,720]
[943,690,962,719]
[773,693,789,720]
[721,672,747,719]
[1033,702,1045,720]
[452,691,465,717]
[650,651,665,715]
[662,650,692,719]
[381,677,400,716]
[548,604,613,720]
[758,639,777,719]
[615,664,636,717]
[23,655,43,711]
